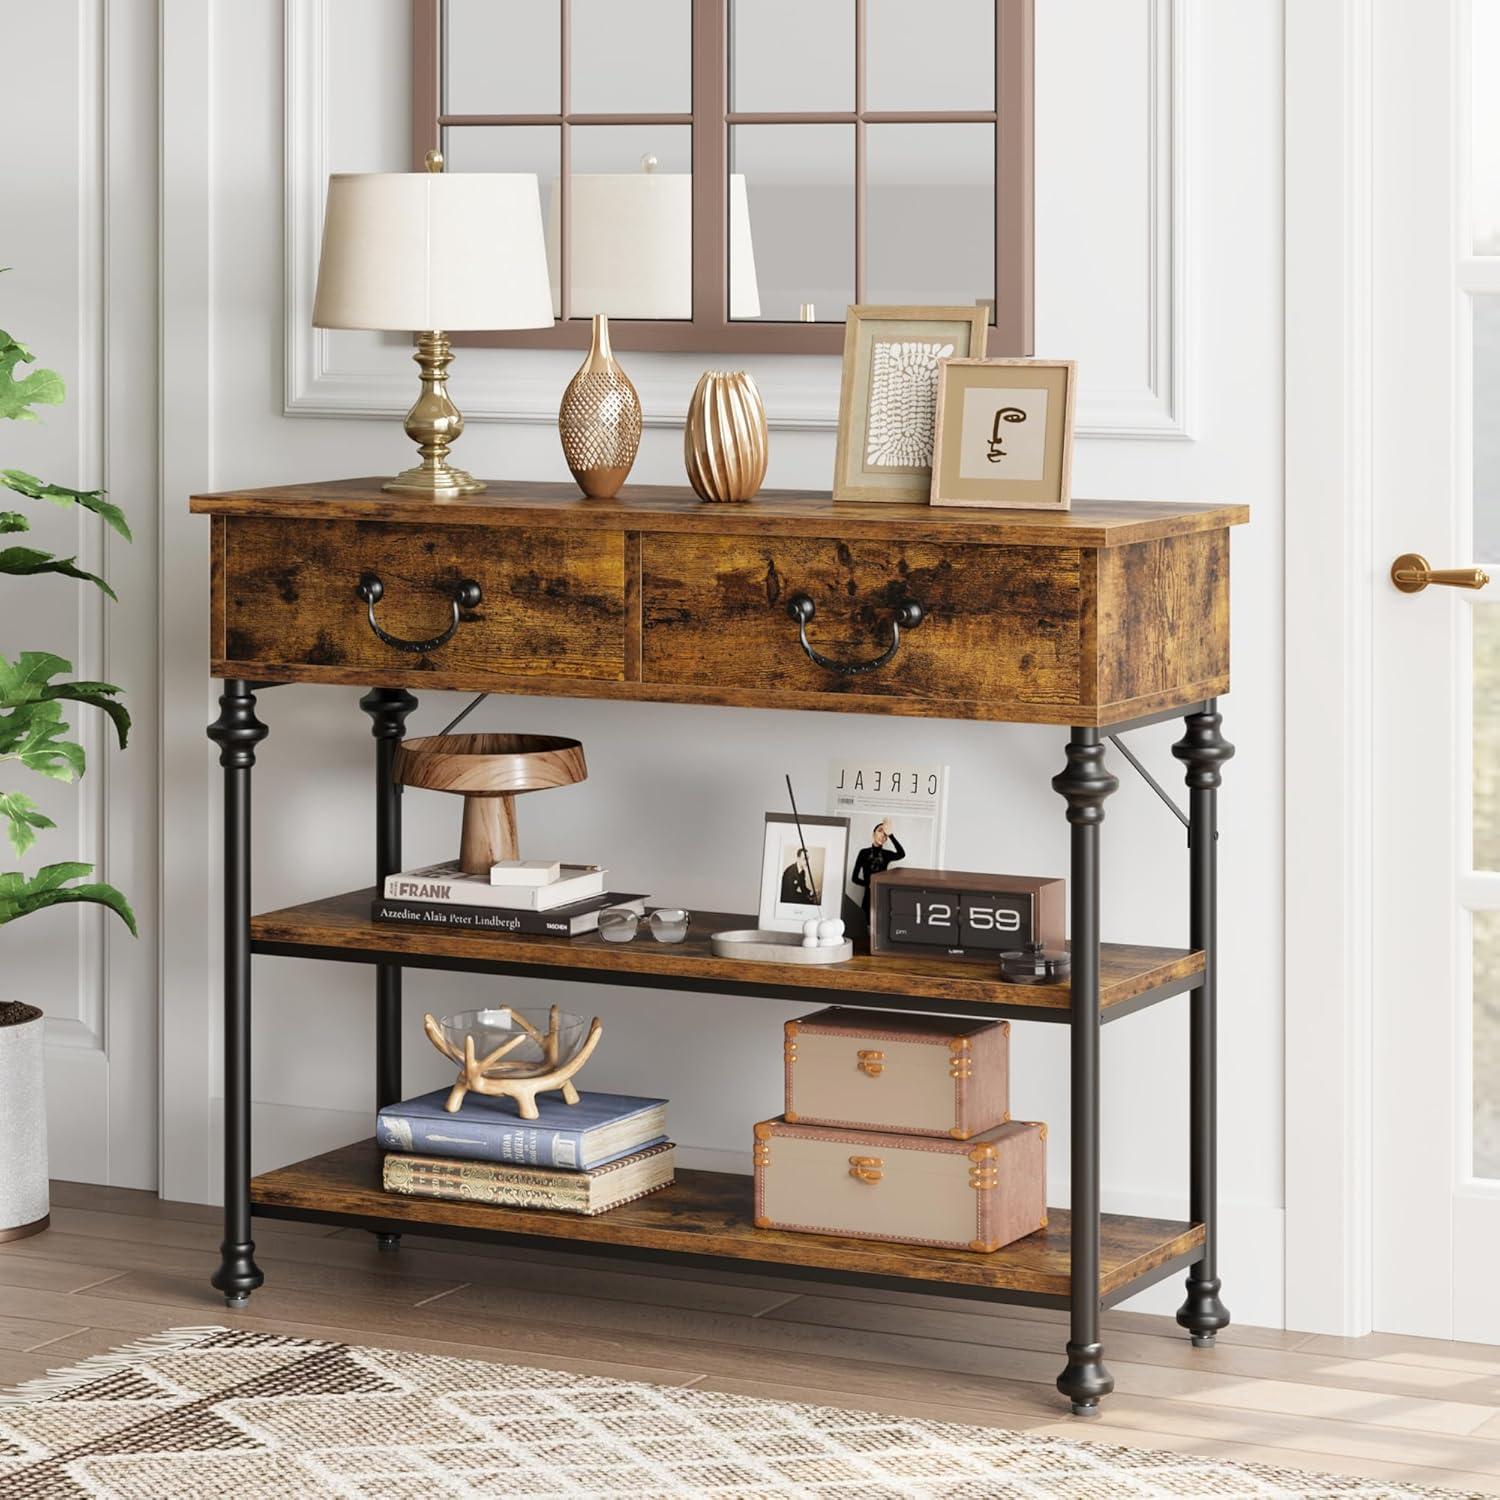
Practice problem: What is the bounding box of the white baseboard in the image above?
[1102,1193,1284,1327]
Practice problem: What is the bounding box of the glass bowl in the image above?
[430,1007,588,1079]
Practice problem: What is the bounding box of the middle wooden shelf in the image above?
[250,888,1203,1024]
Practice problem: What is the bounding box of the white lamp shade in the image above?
[547,173,760,320]
[313,172,555,332]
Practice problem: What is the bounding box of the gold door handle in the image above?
[1391,554,1491,593]
[848,1155,884,1184]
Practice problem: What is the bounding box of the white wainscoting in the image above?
[281,0,1193,442]
[0,0,160,1187]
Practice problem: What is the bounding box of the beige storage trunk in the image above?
[753,1117,1047,1253]
[785,1007,1010,1139]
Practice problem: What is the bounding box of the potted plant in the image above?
[1,304,135,1241]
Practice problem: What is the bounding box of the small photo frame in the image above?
[758,812,851,934]
[930,358,1076,512]
[833,305,991,503]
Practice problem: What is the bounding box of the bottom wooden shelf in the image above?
[251,1140,1204,1308]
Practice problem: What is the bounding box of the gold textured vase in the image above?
[559,315,642,499]
[684,370,769,503]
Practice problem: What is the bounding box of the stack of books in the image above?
[377,1088,674,1216]
[372,858,646,937]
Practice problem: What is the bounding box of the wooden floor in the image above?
[2,1182,1499,1495]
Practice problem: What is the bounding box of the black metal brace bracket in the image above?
[437,692,489,737]
[1108,732,1190,834]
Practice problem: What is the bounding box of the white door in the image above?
[1372,0,1500,1339]
[0,1,159,1189]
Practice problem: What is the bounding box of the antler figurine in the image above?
[423,1004,603,1119]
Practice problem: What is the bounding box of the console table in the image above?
[190,478,1247,1416]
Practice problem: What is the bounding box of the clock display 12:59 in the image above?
[885,888,1031,951]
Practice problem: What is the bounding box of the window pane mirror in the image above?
[731,0,853,113]
[571,0,692,113]
[731,125,853,322]
[417,0,1033,353]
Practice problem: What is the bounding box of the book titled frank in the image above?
[385,861,606,911]
[375,1089,668,1171]
[383,1141,675,1216]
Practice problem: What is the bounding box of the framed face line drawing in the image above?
[832,305,991,503]
[930,357,1076,511]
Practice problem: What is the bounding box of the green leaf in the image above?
[0,652,129,749]
[0,791,55,857]
[0,862,136,935]
[0,545,116,598]
[42,686,128,748]
[0,702,84,782]
[0,331,64,422]
[0,512,27,535]
[0,699,55,757]
[0,862,91,898]
[0,471,130,542]
[0,651,71,694]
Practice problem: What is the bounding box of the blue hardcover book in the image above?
[376,1089,668,1171]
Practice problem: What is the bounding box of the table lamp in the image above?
[312,151,554,498]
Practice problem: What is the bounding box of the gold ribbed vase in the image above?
[559,315,642,499]
[684,370,769,503]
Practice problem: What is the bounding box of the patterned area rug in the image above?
[0,1326,1480,1499]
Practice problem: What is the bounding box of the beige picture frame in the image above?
[832,306,992,503]
[929,358,1076,511]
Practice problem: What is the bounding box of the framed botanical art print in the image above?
[832,306,991,503]
[929,358,1076,511]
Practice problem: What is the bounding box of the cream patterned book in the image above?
[382,1141,675,1216]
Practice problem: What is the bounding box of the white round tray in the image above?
[710,928,854,964]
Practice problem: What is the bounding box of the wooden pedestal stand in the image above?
[393,733,587,876]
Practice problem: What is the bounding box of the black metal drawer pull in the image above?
[785,592,924,677]
[356,573,482,654]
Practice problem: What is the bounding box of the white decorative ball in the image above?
[803,918,821,939]
[801,934,820,948]
[817,918,844,941]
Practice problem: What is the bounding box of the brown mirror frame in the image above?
[412,0,1033,356]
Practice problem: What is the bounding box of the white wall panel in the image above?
[285,0,1192,441]
[0,0,159,1187]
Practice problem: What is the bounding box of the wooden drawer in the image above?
[639,529,1230,721]
[215,517,627,684]
[640,534,1084,709]
[193,482,1241,722]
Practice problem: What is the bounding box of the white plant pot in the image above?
[0,1002,49,1240]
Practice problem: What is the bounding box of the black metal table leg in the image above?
[1173,701,1233,1345]
[1053,728,1117,1415]
[360,688,418,1252]
[207,680,268,1307]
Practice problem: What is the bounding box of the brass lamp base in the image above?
[383,463,484,498]
[386,329,486,498]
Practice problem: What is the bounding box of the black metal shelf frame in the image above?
[207,685,1230,1418]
